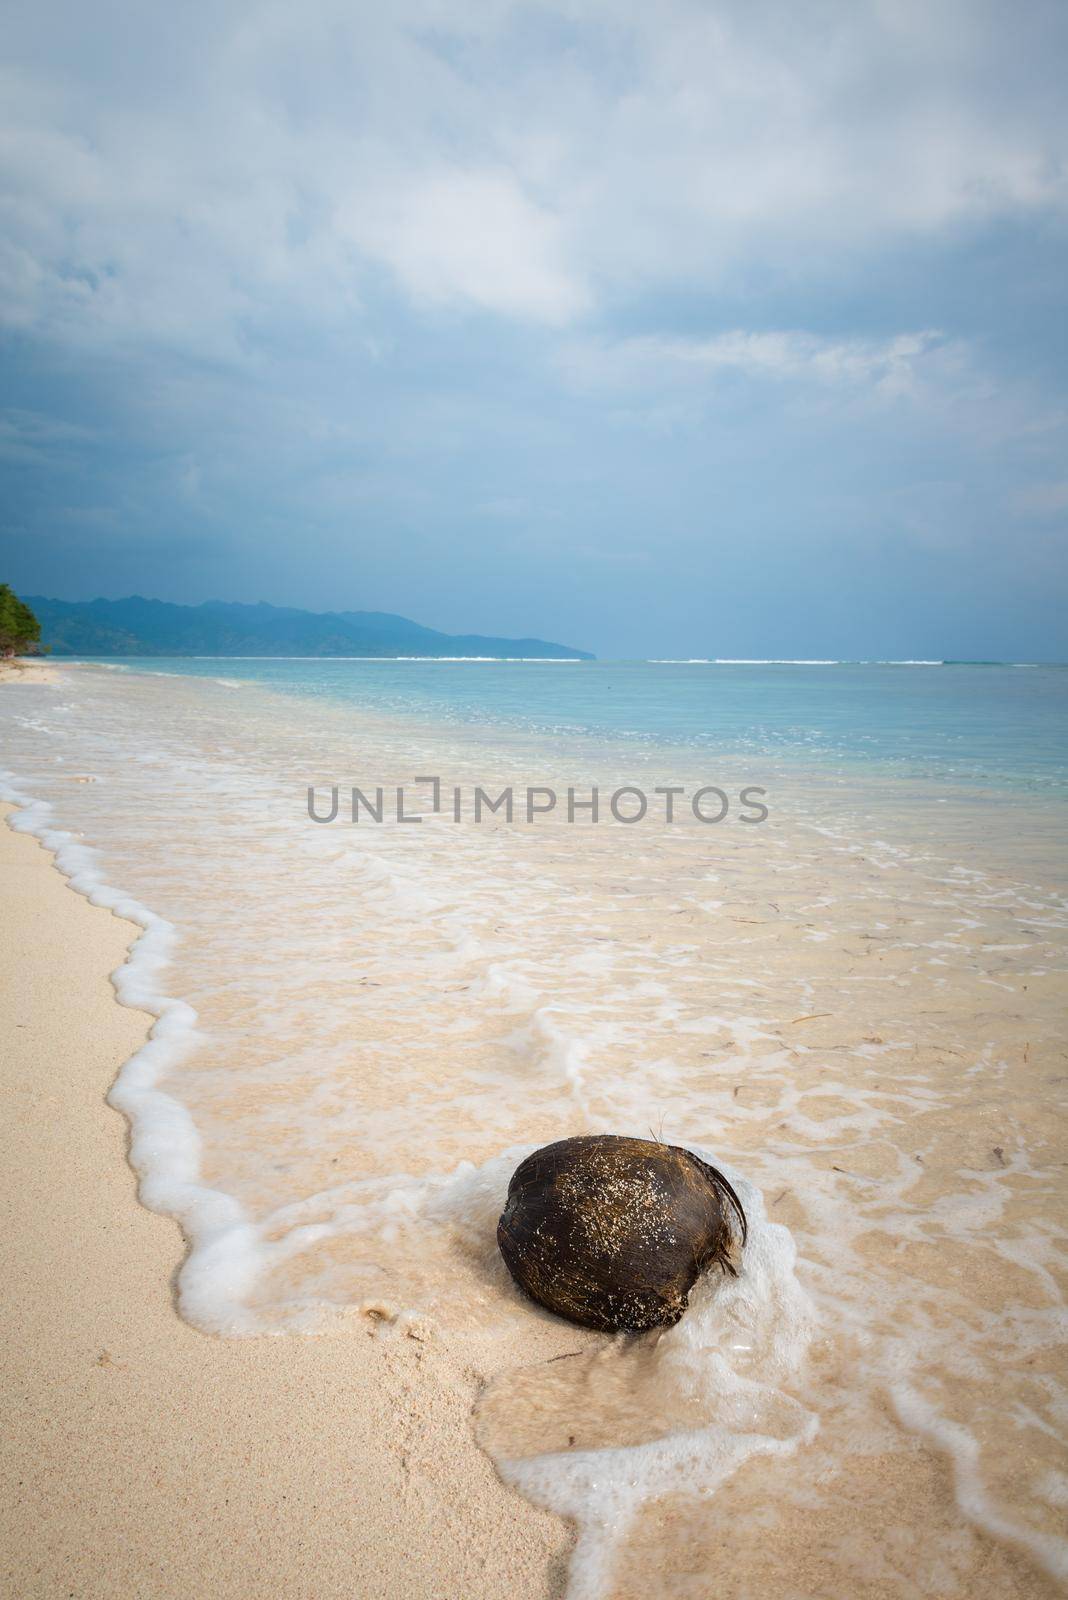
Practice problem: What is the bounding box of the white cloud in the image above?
[558,329,946,400]
[343,168,585,322]
[1,0,1066,348]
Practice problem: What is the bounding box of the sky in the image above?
[2,0,1067,660]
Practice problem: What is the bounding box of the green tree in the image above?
[0,585,42,657]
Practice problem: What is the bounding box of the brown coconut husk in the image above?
[497,1133,747,1333]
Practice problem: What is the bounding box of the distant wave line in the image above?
[647,658,945,666]
[645,658,1064,667]
[182,654,588,663]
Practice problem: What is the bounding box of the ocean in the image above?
[2,658,1066,1597]
[70,655,1068,788]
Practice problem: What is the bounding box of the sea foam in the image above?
[0,769,263,1331]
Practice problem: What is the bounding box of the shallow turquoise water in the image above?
[92,658,1068,794]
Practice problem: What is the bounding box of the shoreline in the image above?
[0,802,570,1599]
[0,656,63,684]
[3,659,1065,1594]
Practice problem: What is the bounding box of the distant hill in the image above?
[26,596,594,660]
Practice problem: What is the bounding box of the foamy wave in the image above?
[0,772,263,1332]
[704,659,945,666]
[892,1384,1068,1582]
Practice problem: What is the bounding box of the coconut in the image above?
[497,1133,747,1333]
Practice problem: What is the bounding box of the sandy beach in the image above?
[0,657,61,685]
[0,802,570,1599]
[3,658,1066,1599]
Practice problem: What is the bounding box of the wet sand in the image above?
[0,805,570,1599]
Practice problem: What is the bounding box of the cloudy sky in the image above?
[2,0,1067,658]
